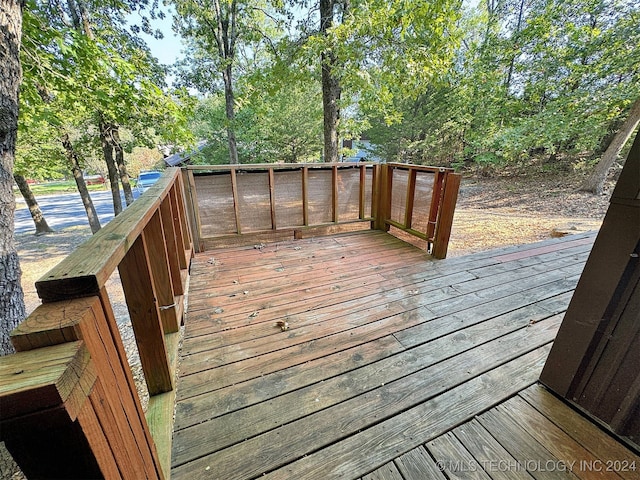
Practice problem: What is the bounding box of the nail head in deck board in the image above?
[394,446,448,480]
[427,431,494,480]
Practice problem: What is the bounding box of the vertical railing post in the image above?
[432,172,462,259]
[183,168,203,253]
[144,210,179,333]
[404,168,417,229]
[175,172,193,252]
[359,164,366,220]
[268,167,277,230]
[10,296,166,479]
[160,194,184,296]
[332,165,339,223]
[230,167,242,234]
[427,170,445,243]
[374,164,392,231]
[119,234,173,395]
[302,166,309,227]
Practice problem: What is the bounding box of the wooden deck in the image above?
[171,230,640,479]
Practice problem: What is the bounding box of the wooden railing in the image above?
[182,163,376,251]
[375,163,461,259]
[0,162,459,478]
[0,168,192,479]
[182,162,460,258]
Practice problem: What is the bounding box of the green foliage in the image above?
[17,0,194,181]
[191,75,323,164]
[364,0,640,169]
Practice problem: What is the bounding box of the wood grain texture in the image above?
[170,231,613,480]
[427,431,493,480]
[394,446,447,480]
[119,234,172,395]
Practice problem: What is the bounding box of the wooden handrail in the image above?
[3,168,194,479]
[35,169,190,302]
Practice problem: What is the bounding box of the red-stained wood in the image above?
[144,211,178,333]
[119,235,173,395]
[332,164,339,223]
[426,170,444,242]
[404,168,417,229]
[302,166,309,226]
[160,194,184,296]
[229,168,241,234]
[268,167,277,229]
[167,231,637,480]
[432,173,461,259]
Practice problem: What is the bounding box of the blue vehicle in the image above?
[136,171,163,194]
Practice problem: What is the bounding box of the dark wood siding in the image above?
[540,132,640,449]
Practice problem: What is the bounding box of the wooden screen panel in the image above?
[307,170,333,225]
[409,172,435,235]
[236,171,272,233]
[337,169,361,222]
[389,169,409,226]
[194,174,236,237]
[274,170,304,228]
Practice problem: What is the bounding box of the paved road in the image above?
[14,190,141,235]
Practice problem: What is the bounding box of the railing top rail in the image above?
[184,162,378,172]
[385,163,455,174]
[35,168,181,303]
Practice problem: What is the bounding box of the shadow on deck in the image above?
[171,230,640,479]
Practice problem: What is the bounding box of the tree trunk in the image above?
[504,0,525,94]
[222,65,239,164]
[581,97,640,194]
[99,120,122,215]
[0,0,26,355]
[320,0,341,163]
[61,133,102,234]
[111,126,134,205]
[13,174,54,235]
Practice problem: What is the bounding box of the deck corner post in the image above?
[432,172,461,259]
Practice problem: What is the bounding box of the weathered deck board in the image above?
[170,230,638,479]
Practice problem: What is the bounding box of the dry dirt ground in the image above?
[2,173,611,479]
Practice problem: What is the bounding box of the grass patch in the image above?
[14,180,108,196]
